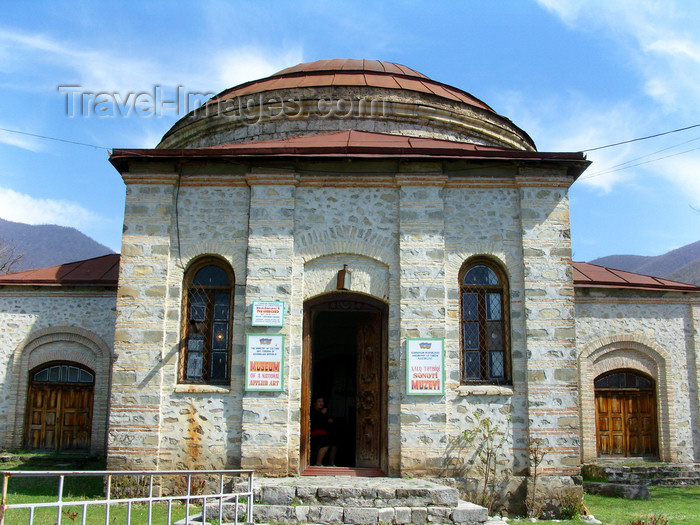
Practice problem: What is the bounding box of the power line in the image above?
[581,135,700,180]
[582,123,700,152]
[0,127,111,152]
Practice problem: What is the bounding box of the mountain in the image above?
[591,240,700,286]
[0,218,114,273]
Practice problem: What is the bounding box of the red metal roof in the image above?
[572,261,700,292]
[112,130,590,178]
[0,255,696,293]
[0,254,119,287]
[207,59,495,112]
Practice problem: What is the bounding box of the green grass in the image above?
[583,486,700,525]
[508,486,700,525]
[0,454,229,524]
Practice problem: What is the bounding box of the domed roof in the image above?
[207,59,495,113]
[158,58,535,151]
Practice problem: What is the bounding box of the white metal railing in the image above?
[0,469,254,525]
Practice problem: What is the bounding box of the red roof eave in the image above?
[110,130,589,176]
[572,261,700,293]
[0,254,119,288]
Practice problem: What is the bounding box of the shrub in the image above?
[559,488,584,519]
[629,514,669,525]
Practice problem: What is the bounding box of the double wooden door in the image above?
[26,382,93,452]
[595,390,657,457]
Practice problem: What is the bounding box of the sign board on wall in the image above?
[251,301,285,327]
[245,334,284,391]
[406,338,445,395]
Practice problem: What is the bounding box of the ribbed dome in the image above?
[158,59,535,151]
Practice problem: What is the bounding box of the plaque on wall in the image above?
[245,334,284,391]
[406,338,445,395]
[251,301,285,327]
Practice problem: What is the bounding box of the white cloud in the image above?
[0,187,103,228]
[497,91,644,191]
[215,47,304,89]
[536,0,700,115]
[660,153,700,208]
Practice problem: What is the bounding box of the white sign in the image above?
[245,334,284,391]
[406,338,445,395]
[251,301,285,327]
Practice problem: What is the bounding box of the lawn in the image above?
[0,454,233,525]
[509,486,700,525]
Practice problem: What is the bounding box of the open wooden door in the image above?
[355,312,382,467]
[302,293,387,474]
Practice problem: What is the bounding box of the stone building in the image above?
[1,60,698,502]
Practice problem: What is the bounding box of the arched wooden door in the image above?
[595,370,658,458]
[25,362,95,452]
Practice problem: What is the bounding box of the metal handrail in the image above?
[0,468,254,525]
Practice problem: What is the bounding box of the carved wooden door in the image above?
[355,312,382,467]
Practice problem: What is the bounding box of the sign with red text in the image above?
[245,334,284,391]
[406,338,444,395]
[251,301,285,327]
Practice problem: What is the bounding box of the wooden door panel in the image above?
[356,312,381,467]
[596,389,658,458]
[25,382,93,452]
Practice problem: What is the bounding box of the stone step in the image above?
[234,477,461,508]
[201,500,488,525]
[594,463,700,486]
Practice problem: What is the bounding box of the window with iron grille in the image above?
[180,258,234,384]
[459,259,510,384]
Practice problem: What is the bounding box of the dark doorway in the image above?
[301,293,387,473]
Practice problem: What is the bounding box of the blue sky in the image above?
[1,0,699,262]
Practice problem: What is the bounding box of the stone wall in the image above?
[575,289,700,462]
[0,288,116,454]
[108,161,583,488]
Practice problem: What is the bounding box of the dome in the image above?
[158,59,535,151]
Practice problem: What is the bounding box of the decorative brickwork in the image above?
[5,324,113,454]
[576,292,699,463]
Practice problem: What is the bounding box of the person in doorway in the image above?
[310,396,337,466]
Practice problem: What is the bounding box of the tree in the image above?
[0,238,23,274]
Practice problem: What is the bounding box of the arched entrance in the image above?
[595,370,658,458]
[301,293,388,473]
[25,362,95,452]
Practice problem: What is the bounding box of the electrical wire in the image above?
[581,136,700,180]
[0,126,111,152]
[582,123,700,152]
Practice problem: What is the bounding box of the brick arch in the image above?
[445,250,519,285]
[177,244,246,282]
[579,335,675,462]
[295,226,397,267]
[7,326,112,454]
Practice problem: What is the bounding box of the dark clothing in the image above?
[310,407,333,449]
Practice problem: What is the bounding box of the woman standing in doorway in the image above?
[310,396,337,466]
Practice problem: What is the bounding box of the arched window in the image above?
[180,258,234,383]
[459,259,510,383]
